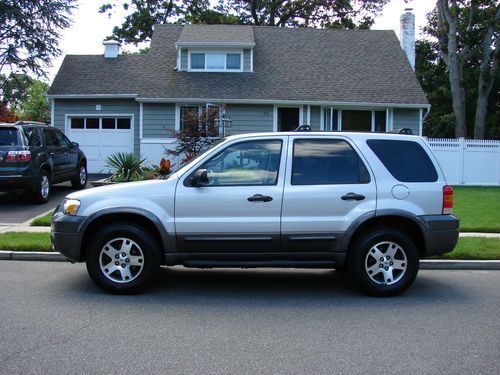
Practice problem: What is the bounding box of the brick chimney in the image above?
[400,8,415,70]
[103,40,120,59]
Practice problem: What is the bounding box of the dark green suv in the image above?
[0,121,87,203]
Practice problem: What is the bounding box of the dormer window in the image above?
[189,51,242,71]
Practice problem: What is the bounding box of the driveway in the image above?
[0,174,105,224]
[0,264,499,374]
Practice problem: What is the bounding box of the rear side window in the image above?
[292,139,370,185]
[367,140,438,182]
[0,128,19,146]
[23,128,42,146]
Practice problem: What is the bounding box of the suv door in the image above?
[42,128,67,180]
[54,129,78,175]
[175,137,287,253]
[281,136,376,252]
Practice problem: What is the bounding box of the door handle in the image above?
[247,194,273,202]
[341,193,365,201]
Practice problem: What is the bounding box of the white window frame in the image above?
[188,49,244,72]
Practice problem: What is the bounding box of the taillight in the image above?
[5,150,31,161]
[443,185,453,214]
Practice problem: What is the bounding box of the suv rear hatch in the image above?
[0,126,26,176]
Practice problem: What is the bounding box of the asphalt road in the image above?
[0,175,104,224]
[0,263,499,375]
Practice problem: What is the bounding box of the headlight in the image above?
[63,199,81,216]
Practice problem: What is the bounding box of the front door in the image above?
[281,136,377,252]
[175,137,287,253]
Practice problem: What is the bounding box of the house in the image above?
[48,10,428,173]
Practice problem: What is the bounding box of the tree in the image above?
[0,73,32,109]
[0,0,76,80]
[434,0,499,138]
[19,80,50,123]
[99,0,390,44]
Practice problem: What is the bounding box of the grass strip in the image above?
[453,186,500,233]
[30,212,53,227]
[0,232,52,252]
[432,237,500,260]
[0,232,499,260]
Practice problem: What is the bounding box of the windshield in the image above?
[0,128,19,146]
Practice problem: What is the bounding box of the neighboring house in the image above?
[48,11,428,173]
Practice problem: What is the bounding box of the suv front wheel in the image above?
[350,229,419,297]
[86,224,161,294]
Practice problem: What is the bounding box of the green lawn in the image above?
[30,211,53,227]
[453,186,500,233]
[0,232,52,252]
[0,232,499,260]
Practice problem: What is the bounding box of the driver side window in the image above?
[200,139,282,186]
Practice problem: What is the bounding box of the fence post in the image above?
[458,137,465,186]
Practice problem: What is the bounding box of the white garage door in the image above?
[67,116,134,173]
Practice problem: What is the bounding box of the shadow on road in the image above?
[61,266,468,308]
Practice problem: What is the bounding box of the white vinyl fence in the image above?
[426,138,500,186]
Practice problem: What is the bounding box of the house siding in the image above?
[243,49,252,71]
[393,109,420,135]
[143,103,176,138]
[180,49,188,70]
[53,99,140,155]
[225,104,273,134]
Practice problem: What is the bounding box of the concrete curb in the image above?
[1,250,499,270]
[0,251,66,262]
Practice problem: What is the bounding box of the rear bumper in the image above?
[418,215,460,257]
[0,175,37,191]
[51,206,86,262]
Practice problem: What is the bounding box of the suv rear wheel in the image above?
[71,163,87,189]
[33,170,50,204]
[350,229,419,297]
[86,224,160,294]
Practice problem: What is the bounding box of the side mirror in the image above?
[71,141,79,148]
[190,169,209,187]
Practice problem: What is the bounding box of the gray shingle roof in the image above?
[176,24,255,46]
[49,24,428,105]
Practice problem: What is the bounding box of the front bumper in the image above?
[418,215,460,257]
[51,206,86,262]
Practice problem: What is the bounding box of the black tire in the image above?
[71,163,87,189]
[32,170,50,204]
[86,224,161,294]
[349,229,419,297]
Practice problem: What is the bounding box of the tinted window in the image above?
[0,128,19,146]
[43,129,62,147]
[292,139,370,185]
[199,140,282,186]
[367,140,438,182]
[23,128,42,146]
[55,130,71,148]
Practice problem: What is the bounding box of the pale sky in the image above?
[48,0,436,82]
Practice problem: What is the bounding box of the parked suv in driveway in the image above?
[52,131,459,296]
[0,121,87,203]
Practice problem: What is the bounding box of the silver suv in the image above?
[51,132,459,296]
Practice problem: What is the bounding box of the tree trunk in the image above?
[473,8,500,139]
[436,0,468,138]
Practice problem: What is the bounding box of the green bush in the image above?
[105,152,147,182]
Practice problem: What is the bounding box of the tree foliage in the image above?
[428,0,499,138]
[0,0,76,79]
[0,74,50,123]
[99,0,390,44]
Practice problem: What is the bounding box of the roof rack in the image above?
[293,125,311,132]
[388,128,413,135]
